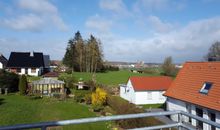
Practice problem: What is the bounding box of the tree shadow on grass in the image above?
[0,98,5,105]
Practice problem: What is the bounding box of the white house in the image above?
[164,62,220,130]
[7,52,50,76]
[0,53,7,69]
[120,76,173,105]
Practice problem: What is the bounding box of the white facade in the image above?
[17,68,42,76]
[120,79,167,105]
[0,62,3,69]
[167,97,220,130]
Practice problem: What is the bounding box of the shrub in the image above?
[91,88,107,111]
[18,75,28,95]
[58,74,76,89]
[73,90,91,103]
[0,70,19,92]
[84,93,91,104]
[107,95,163,129]
[74,93,84,102]
[52,93,62,98]
[85,80,96,92]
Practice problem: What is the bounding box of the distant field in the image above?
[0,94,108,130]
[62,69,162,86]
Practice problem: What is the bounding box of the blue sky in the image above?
[1,0,220,63]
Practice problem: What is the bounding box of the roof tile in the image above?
[164,62,220,111]
[130,76,173,91]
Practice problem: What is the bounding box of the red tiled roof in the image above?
[164,62,220,111]
[129,76,173,91]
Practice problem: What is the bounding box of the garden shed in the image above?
[31,78,65,96]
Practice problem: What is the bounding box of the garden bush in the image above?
[84,93,91,104]
[107,95,163,129]
[84,80,96,92]
[74,92,85,103]
[58,74,76,89]
[0,70,19,93]
[73,90,91,103]
[91,88,107,111]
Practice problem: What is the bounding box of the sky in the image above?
[1,0,220,63]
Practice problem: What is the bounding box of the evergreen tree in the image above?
[74,31,84,72]
[63,31,104,73]
[19,75,27,95]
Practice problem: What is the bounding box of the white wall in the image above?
[166,98,188,122]
[120,79,136,103]
[0,62,3,69]
[167,97,220,130]
[18,68,41,76]
[28,68,40,76]
[216,113,220,130]
[120,79,167,104]
[134,91,166,104]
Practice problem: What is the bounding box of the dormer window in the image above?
[200,82,213,94]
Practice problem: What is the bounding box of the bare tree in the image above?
[205,41,220,61]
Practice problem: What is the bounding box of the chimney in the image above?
[30,51,34,57]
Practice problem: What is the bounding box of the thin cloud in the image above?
[0,0,68,32]
[148,15,173,33]
[85,15,113,33]
[18,0,58,14]
[102,17,220,63]
[0,14,45,32]
[99,0,131,17]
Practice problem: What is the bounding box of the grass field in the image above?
[0,94,109,130]
[62,69,162,86]
[140,104,164,109]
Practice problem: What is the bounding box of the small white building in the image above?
[120,76,173,105]
[164,62,220,130]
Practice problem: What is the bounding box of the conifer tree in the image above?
[19,75,27,95]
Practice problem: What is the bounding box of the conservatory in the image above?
[31,78,65,96]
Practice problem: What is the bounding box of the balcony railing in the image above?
[0,110,220,130]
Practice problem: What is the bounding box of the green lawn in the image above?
[0,94,109,130]
[62,69,161,86]
[140,104,164,109]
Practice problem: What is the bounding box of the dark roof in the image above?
[0,54,8,66]
[43,55,50,68]
[7,52,45,68]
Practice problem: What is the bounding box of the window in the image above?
[200,82,213,94]
[31,68,36,73]
[16,68,21,73]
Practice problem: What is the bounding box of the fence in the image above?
[0,110,220,130]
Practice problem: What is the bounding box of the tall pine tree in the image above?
[63,31,104,73]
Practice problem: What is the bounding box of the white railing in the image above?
[0,111,219,130]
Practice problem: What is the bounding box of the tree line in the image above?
[63,31,104,73]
